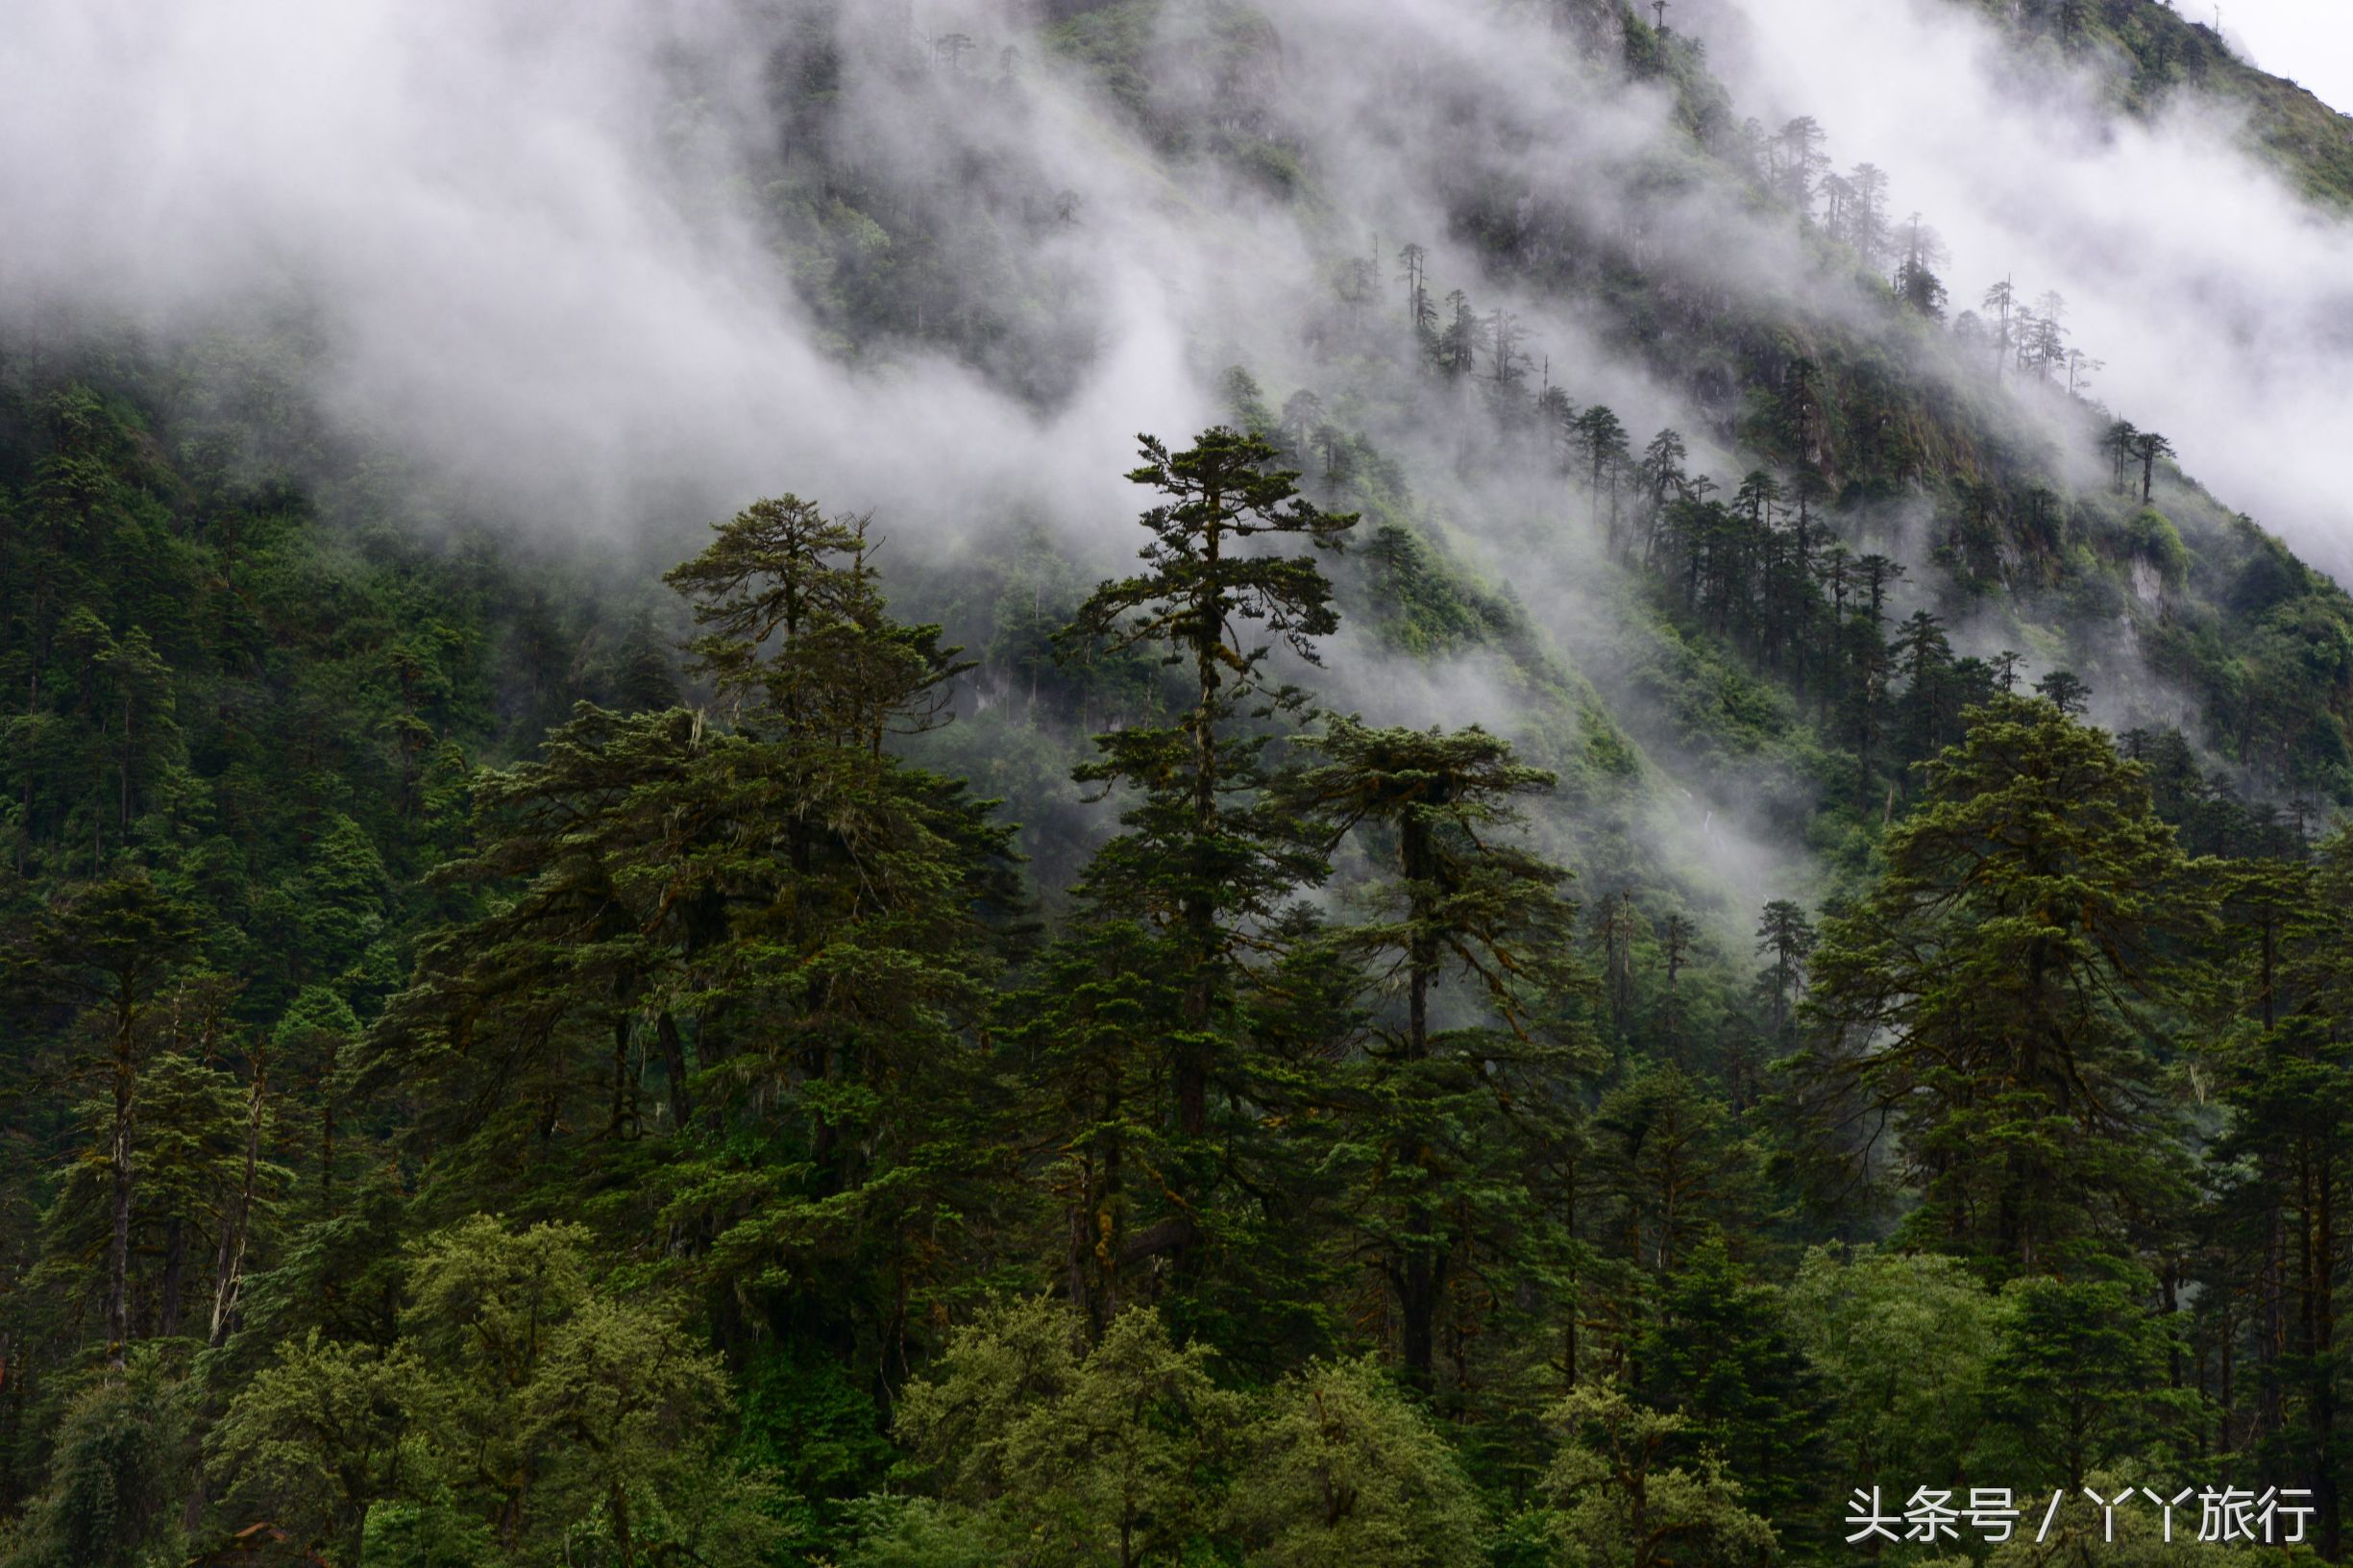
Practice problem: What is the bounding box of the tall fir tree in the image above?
[1052,428,1355,1262]
[1803,695,2216,1272]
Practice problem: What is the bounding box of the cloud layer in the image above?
[1705,0,2353,571]
[8,0,2349,917]
[1,0,1220,550]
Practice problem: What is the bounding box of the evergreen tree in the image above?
[370,496,1017,1376]
[605,608,680,713]
[1752,899,1816,1039]
[2104,419,2142,495]
[1397,242,1436,347]
[2033,667,2091,717]
[0,1354,190,1568]
[1892,608,1958,760]
[1054,428,1354,1172]
[998,920,1188,1335]
[2133,429,2177,505]
[1284,719,1597,1388]
[1984,276,2018,381]
[1803,695,2215,1271]
[664,494,968,747]
[1638,1239,1824,1524]
[2195,828,2353,1555]
[1982,1275,2187,1490]
[1437,292,1480,380]
[1894,213,1949,317]
[1572,405,1630,549]
[1773,116,1828,219]
[6,873,202,1368]
[1588,1065,1758,1287]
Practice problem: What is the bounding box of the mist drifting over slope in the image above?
[6,0,2349,904]
[1707,0,2353,571]
[10,0,2344,557]
[0,0,1222,550]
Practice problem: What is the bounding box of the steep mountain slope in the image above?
[6,2,2353,1563]
[1954,0,2353,206]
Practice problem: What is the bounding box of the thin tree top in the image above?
[1286,718,1557,847]
[1059,427,1358,678]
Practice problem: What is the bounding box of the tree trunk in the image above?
[609,1482,636,1568]
[1398,814,1446,1390]
[158,1218,185,1338]
[1074,1082,1124,1335]
[107,1029,135,1371]
[606,1013,633,1138]
[210,1041,267,1349]
[1399,1248,1443,1392]
[657,1010,692,1129]
[1173,510,1227,1158]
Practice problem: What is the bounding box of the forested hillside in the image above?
[6,0,2353,1564]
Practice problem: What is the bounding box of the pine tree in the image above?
[1893,214,1949,317]
[1572,405,1630,550]
[1637,430,1689,566]
[2103,419,2142,495]
[2,1353,191,1568]
[1593,888,1640,1038]
[1752,900,1817,1039]
[2033,668,2091,717]
[1437,292,1479,379]
[1803,695,2216,1271]
[2133,429,2176,505]
[1397,242,1436,346]
[606,608,681,713]
[2197,829,2353,1555]
[1983,1275,2185,1490]
[663,494,968,748]
[7,872,202,1368]
[370,497,1017,1374]
[1656,913,1697,1052]
[1773,116,1828,220]
[1284,719,1597,1388]
[1983,277,2018,381]
[1055,428,1355,1161]
[999,919,1188,1335]
[1844,162,1891,272]
[1486,307,1530,394]
[1639,1239,1825,1524]
[1588,1065,1756,1286]
[1892,608,1957,760]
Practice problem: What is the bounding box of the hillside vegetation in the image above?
[5,2,2353,1564]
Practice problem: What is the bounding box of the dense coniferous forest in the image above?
[7,0,2353,1564]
